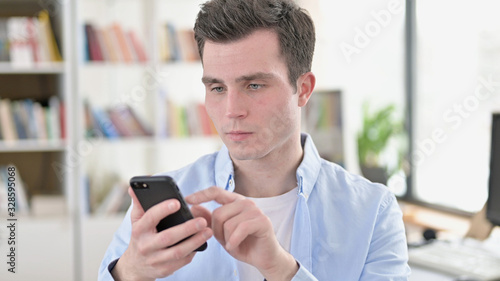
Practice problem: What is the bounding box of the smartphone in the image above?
[130,175,207,252]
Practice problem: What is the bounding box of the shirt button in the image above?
[229,179,234,186]
[233,269,237,276]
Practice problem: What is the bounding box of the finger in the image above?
[185,186,244,205]
[149,252,196,278]
[152,228,213,265]
[143,217,208,251]
[133,198,181,235]
[220,202,264,246]
[191,205,212,227]
[226,217,268,251]
[129,186,145,223]
[211,200,249,245]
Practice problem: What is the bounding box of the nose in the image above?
[225,89,247,119]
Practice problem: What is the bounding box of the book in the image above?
[0,99,18,141]
[33,102,47,140]
[23,99,38,139]
[37,10,62,61]
[166,23,181,61]
[158,24,170,61]
[84,24,103,61]
[26,18,40,63]
[91,107,120,138]
[94,182,129,215]
[11,101,28,139]
[0,18,9,61]
[0,165,29,216]
[59,101,66,139]
[35,16,51,62]
[177,29,199,61]
[101,27,119,62]
[48,96,61,140]
[95,28,109,62]
[127,30,147,63]
[198,103,217,136]
[0,98,65,141]
[7,17,33,67]
[83,100,102,138]
[111,23,133,62]
[163,99,217,138]
[158,23,200,62]
[107,105,152,137]
[105,26,124,62]
[83,22,148,63]
[1,11,62,65]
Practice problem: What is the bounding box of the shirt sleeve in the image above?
[290,260,319,281]
[98,205,133,281]
[359,193,411,280]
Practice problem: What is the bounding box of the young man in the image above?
[99,0,411,280]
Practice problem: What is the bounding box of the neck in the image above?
[232,136,303,198]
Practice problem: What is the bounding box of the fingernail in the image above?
[168,201,177,210]
[196,219,204,230]
[203,229,212,239]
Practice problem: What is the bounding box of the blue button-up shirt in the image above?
[99,134,411,280]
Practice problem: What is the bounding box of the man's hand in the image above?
[112,187,213,281]
[186,186,299,281]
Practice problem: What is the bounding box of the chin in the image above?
[226,142,270,161]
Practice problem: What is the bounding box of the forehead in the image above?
[202,29,287,80]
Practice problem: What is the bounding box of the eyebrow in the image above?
[201,72,276,84]
[235,72,275,82]
[201,76,223,84]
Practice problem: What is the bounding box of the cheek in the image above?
[260,98,297,133]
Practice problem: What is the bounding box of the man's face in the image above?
[202,29,302,161]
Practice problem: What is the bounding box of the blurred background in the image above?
[0,0,499,280]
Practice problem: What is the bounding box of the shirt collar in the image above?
[296,133,322,200]
[214,144,235,192]
[213,133,322,198]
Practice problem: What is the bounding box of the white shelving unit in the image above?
[0,0,77,280]
[0,62,65,74]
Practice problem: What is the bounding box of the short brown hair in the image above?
[194,0,315,87]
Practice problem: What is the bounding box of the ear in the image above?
[296,72,316,107]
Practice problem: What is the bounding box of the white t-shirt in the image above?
[235,187,298,281]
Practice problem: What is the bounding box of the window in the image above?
[410,0,500,212]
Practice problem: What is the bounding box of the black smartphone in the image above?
[130,175,207,252]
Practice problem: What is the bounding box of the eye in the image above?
[248,84,262,90]
[211,86,225,93]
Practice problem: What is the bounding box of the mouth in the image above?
[226,131,253,141]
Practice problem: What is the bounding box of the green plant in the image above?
[357,102,403,173]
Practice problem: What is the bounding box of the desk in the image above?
[402,203,500,281]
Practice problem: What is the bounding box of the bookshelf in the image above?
[304,89,344,166]
[0,0,76,280]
